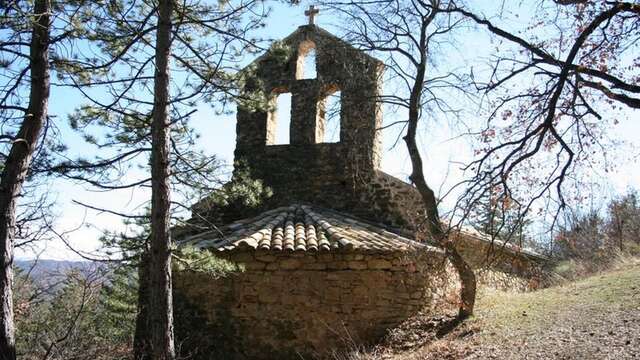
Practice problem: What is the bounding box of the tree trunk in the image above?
[133,252,150,360]
[404,149,477,319]
[404,16,476,319]
[0,1,50,358]
[147,0,175,358]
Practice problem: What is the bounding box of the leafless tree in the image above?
[325,0,640,319]
[444,1,640,232]
[328,0,477,318]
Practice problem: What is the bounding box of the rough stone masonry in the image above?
[174,22,546,360]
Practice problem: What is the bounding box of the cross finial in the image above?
[304,5,319,25]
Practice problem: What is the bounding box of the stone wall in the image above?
[361,172,426,230]
[173,248,446,359]
[452,233,547,291]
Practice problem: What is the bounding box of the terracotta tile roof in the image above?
[179,204,425,253]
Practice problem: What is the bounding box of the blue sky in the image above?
[19,2,319,260]
[16,1,640,260]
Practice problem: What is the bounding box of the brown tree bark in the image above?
[403,4,476,319]
[404,107,477,320]
[0,1,50,358]
[147,0,175,358]
[133,252,150,360]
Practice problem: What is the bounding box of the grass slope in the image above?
[375,259,640,360]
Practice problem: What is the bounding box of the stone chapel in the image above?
[174,17,545,360]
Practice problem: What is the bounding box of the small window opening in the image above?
[296,41,317,80]
[267,92,292,145]
[318,90,341,143]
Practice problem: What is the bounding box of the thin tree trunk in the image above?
[133,252,150,360]
[148,0,175,358]
[404,127,477,319]
[404,10,476,319]
[0,1,50,358]
[405,120,477,319]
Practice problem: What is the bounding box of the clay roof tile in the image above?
[179,204,427,253]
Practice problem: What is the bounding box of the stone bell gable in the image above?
[235,24,383,167]
[233,25,425,229]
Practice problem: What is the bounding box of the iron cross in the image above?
[305,5,319,25]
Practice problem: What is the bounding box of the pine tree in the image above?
[96,266,138,348]
[1,1,109,355]
[46,1,267,357]
[0,2,51,357]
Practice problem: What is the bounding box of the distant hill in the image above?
[15,259,103,287]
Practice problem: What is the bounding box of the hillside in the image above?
[364,259,640,360]
[15,259,101,288]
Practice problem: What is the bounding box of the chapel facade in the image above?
[173,19,545,360]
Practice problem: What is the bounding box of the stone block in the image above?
[326,273,341,280]
[317,253,333,262]
[267,274,285,284]
[325,287,341,301]
[279,258,302,270]
[343,254,356,261]
[245,261,267,270]
[327,261,348,270]
[240,286,258,296]
[231,301,258,316]
[302,262,327,270]
[258,291,279,303]
[351,286,369,298]
[255,254,277,262]
[347,261,367,270]
[241,294,258,303]
[299,255,317,263]
[367,259,392,270]
[232,252,255,262]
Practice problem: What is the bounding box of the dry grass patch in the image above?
[476,257,640,339]
[340,258,640,359]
